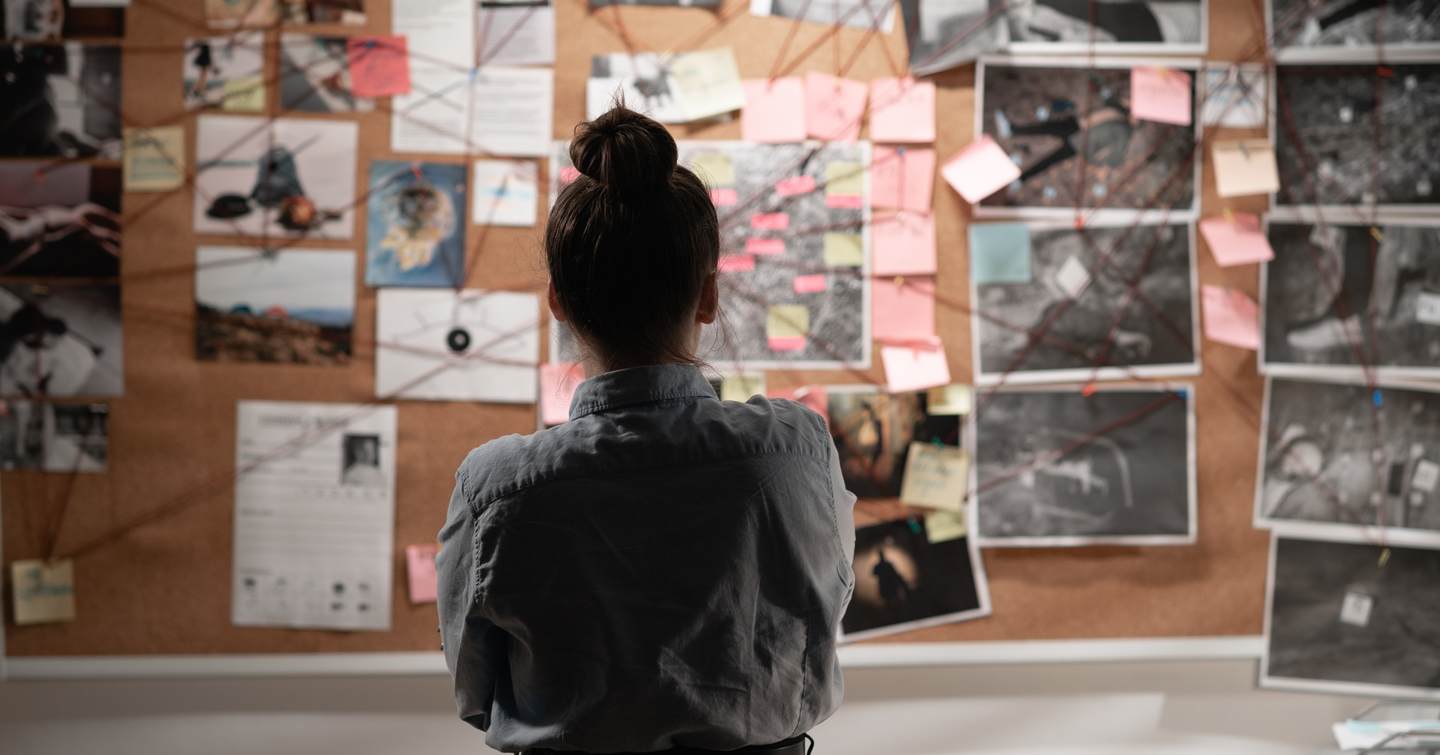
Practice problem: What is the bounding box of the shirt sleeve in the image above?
[436,465,505,731]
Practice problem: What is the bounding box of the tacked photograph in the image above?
[279,34,376,113]
[841,515,990,641]
[750,0,894,30]
[2,0,126,39]
[0,42,121,159]
[0,162,120,277]
[826,387,962,499]
[1269,0,1440,58]
[0,283,123,398]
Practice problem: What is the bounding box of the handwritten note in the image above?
[11,559,76,625]
[942,136,1020,204]
[870,146,935,213]
[1212,140,1280,197]
[721,374,767,402]
[873,211,936,276]
[540,362,584,426]
[805,72,867,141]
[901,442,969,512]
[348,36,412,97]
[969,223,1031,284]
[823,232,864,267]
[869,77,935,143]
[882,337,951,393]
[872,276,936,342]
[123,126,186,192]
[742,78,807,143]
[1202,284,1261,351]
[1131,67,1192,126]
[1199,212,1274,266]
[405,544,439,604]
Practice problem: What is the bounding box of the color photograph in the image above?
[183,33,266,111]
[827,387,961,499]
[365,161,468,288]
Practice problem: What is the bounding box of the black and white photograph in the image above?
[1262,219,1440,379]
[477,0,555,66]
[44,401,108,472]
[341,433,384,487]
[281,0,366,24]
[973,386,1195,546]
[592,0,721,5]
[971,222,1199,384]
[0,399,43,469]
[0,283,123,398]
[1199,63,1267,128]
[1263,534,1440,699]
[183,33,266,112]
[279,34,376,114]
[1269,0,1440,59]
[0,162,121,277]
[841,515,990,641]
[900,0,1205,75]
[827,387,962,499]
[1273,64,1440,211]
[0,42,121,159]
[1256,378,1440,543]
[750,0,895,30]
[2,0,126,39]
[976,57,1199,220]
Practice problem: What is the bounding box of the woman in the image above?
[437,105,857,755]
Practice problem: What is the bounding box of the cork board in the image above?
[2,0,1273,657]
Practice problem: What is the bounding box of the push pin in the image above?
[446,326,472,354]
[1378,547,1391,568]
[1369,226,1384,242]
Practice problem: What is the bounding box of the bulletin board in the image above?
[1,0,1277,661]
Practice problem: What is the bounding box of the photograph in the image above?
[1269,0,1440,59]
[1263,534,1440,699]
[1199,63,1267,128]
[588,49,743,124]
[971,222,1199,384]
[341,433,384,487]
[194,115,359,240]
[750,0,895,30]
[841,515,990,641]
[0,42,121,159]
[1256,377,1440,544]
[900,0,1205,75]
[828,387,962,499]
[183,33,266,111]
[43,401,108,472]
[0,162,121,277]
[976,57,1199,219]
[365,161,468,288]
[281,0,366,23]
[206,0,280,28]
[279,34,376,113]
[195,246,356,366]
[0,399,43,469]
[591,0,720,7]
[1274,64,1440,211]
[973,385,1195,545]
[477,0,555,66]
[2,0,126,38]
[1262,219,1440,379]
[0,283,123,398]
[374,288,540,403]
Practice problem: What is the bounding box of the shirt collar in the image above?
[569,364,717,420]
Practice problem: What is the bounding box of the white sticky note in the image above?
[900,442,969,512]
[1339,591,1374,627]
[1414,459,1439,493]
[1053,255,1091,299]
[11,559,77,625]
[1417,292,1440,326]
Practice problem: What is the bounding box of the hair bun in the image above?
[570,103,678,197]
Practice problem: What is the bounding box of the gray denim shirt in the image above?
[437,364,856,753]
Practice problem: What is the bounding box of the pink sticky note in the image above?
[718,253,756,272]
[768,385,829,428]
[405,544,438,604]
[793,274,828,293]
[775,176,816,197]
[768,335,807,351]
[1202,284,1260,351]
[751,212,790,231]
[1131,67,1192,126]
[872,211,937,276]
[1199,212,1274,266]
[869,78,936,143]
[746,238,786,256]
[559,166,581,185]
[742,78,807,143]
[540,362,584,425]
[882,337,951,393]
[872,276,937,342]
[870,146,936,213]
[805,72,868,142]
[710,188,738,206]
[825,194,864,209]
[347,36,411,97]
[942,136,1021,204]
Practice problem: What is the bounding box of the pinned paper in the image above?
[710,188,738,206]
[900,442,969,512]
[746,238,786,256]
[872,276,936,342]
[1413,459,1439,493]
[804,72,867,141]
[405,544,439,604]
[824,161,864,208]
[1052,255,1091,299]
[926,384,973,416]
[472,159,540,227]
[869,78,935,143]
[767,304,810,351]
[742,78,807,143]
[1212,140,1280,197]
[823,233,864,267]
[793,274,828,293]
[348,36,411,97]
[1130,67,1192,126]
[718,253,755,272]
[751,212,790,231]
[11,559,76,625]
[1339,591,1374,627]
[969,223,1031,284]
[220,74,266,112]
[775,175,817,197]
[721,374,766,402]
[123,126,186,192]
[870,146,935,213]
[873,211,936,276]
[1199,212,1274,267]
[882,338,950,393]
[691,152,736,185]
[943,136,1021,204]
[1202,284,1261,351]
[1416,292,1440,325]
[924,510,968,543]
[540,362,584,426]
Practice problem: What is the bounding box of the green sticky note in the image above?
[767,305,810,340]
[969,223,1031,284]
[222,74,267,112]
[825,161,864,197]
[823,232,864,267]
[690,152,735,186]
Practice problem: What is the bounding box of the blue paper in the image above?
[969,223,1031,284]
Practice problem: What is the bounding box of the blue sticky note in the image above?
[969,223,1031,284]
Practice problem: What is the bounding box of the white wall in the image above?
[0,659,1361,754]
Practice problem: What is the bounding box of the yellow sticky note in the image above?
[11,559,76,626]
[926,384,973,416]
[825,161,864,197]
[690,152,735,186]
[924,510,968,543]
[123,126,186,192]
[720,374,766,403]
[1212,139,1279,198]
[221,74,267,112]
[767,305,810,340]
[823,233,863,267]
[900,442,969,512]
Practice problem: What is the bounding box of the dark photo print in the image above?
[842,515,986,639]
[0,162,120,277]
[0,42,121,159]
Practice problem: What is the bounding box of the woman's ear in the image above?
[696,273,719,325]
[548,280,568,323]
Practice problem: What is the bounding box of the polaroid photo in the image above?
[826,385,963,499]
[281,0,366,24]
[841,514,991,642]
[1268,0,1440,61]
[2,0,126,39]
[195,246,356,366]
[279,34,376,113]
[587,49,744,125]
[1261,216,1440,380]
[194,115,359,240]
[477,0,555,66]
[183,33,266,112]
[1262,532,1440,700]
[1272,63,1440,213]
[900,0,1206,76]
[1255,377,1440,547]
[0,43,121,159]
[970,220,1200,385]
[1199,62,1268,128]
[374,288,540,402]
[975,55,1202,222]
[0,162,120,278]
[971,384,1196,546]
[365,161,468,288]
[750,0,895,31]
[0,283,123,398]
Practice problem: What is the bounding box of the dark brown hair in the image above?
[545,104,720,368]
